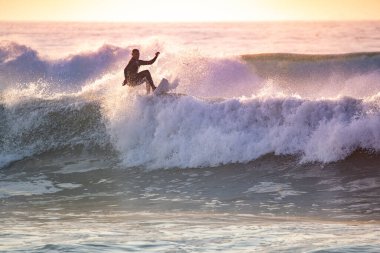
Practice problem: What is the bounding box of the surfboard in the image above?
[153,78,178,95]
[154,78,170,95]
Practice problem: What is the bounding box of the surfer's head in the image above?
[132,49,140,60]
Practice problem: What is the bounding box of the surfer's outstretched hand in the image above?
[155,52,160,57]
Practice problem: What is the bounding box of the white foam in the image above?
[346,178,379,192]
[244,182,305,199]
[56,183,82,189]
[106,93,380,169]
[0,179,60,198]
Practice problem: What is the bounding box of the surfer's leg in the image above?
[146,83,151,94]
[137,70,156,90]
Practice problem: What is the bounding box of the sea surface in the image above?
[1,21,380,252]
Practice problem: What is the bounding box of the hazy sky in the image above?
[0,0,379,22]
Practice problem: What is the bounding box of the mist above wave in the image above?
[2,42,380,98]
[0,42,129,91]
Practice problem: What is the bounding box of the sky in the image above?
[0,0,379,22]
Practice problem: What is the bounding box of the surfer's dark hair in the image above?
[132,49,139,53]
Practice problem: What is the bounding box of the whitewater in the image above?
[1,22,380,252]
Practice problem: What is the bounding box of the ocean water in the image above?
[1,21,380,252]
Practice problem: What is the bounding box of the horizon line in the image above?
[1,19,380,23]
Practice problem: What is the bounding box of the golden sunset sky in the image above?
[0,0,379,22]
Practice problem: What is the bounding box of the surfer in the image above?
[122,49,160,94]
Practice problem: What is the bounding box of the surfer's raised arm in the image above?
[139,52,160,65]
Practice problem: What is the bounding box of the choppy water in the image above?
[1,21,380,252]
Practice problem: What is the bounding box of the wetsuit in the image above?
[123,55,158,88]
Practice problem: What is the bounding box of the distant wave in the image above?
[242,52,380,79]
[243,52,380,60]
[241,52,380,98]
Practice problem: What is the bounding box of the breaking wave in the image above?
[1,42,380,169]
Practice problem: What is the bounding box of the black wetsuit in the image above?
[123,55,158,87]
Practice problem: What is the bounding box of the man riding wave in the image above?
[122,49,160,94]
